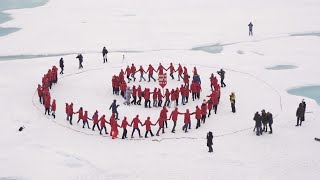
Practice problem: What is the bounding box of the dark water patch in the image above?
[290,32,320,37]
[0,0,49,37]
[0,53,74,61]
[266,65,298,70]
[191,43,223,54]
[0,27,20,37]
[288,86,320,105]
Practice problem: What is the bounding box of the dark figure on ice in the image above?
[248,22,253,36]
[301,99,306,121]
[217,69,226,87]
[207,131,213,153]
[261,109,268,132]
[102,47,108,63]
[59,58,64,74]
[267,112,273,134]
[296,103,305,126]
[76,54,83,69]
[229,92,236,113]
[253,112,262,136]
[109,100,120,120]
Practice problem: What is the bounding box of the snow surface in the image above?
[0,0,320,180]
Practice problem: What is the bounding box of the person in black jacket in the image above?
[217,69,226,87]
[59,58,64,74]
[261,109,268,132]
[109,100,120,120]
[76,54,83,69]
[248,22,253,36]
[296,103,304,126]
[301,99,306,121]
[253,112,262,136]
[207,131,213,153]
[102,47,108,63]
[267,112,273,134]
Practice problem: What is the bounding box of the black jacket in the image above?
[102,48,108,56]
[253,113,262,126]
[207,132,213,146]
[109,101,119,113]
[59,58,64,68]
[296,103,304,117]
[217,70,225,79]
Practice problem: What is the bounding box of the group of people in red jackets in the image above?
[35,61,225,140]
[111,63,202,108]
[36,66,58,118]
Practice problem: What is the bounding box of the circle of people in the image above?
[36,59,238,140]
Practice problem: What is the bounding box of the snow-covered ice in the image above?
[0,0,320,180]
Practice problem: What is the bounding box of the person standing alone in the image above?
[207,131,213,153]
[102,47,108,63]
[59,58,64,74]
[248,22,253,36]
[76,54,83,69]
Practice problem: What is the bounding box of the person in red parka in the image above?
[112,75,117,95]
[75,107,83,123]
[180,85,186,105]
[82,111,90,129]
[183,73,190,87]
[110,116,120,139]
[160,106,169,128]
[130,115,143,138]
[201,100,208,123]
[144,88,151,108]
[92,111,100,131]
[37,84,43,104]
[152,88,158,107]
[138,65,146,82]
[195,82,202,100]
[130,63,137,82]
[121,116,131,139]
[99,115,109,135]
[147,64,156,82]
[192,106,202,129]
[178,109,191,133]
[207,99,213,117]
[51,99,56,119]
[52,66,58,84]
[155,117,165,136]
[136,85,142,105]
[190,81,197,101]
[175,88,180,106]
[167,63,175,79]
[184,85,190,103]
[157,88,163,107]
[119,69,125,83]
[177,63,183,81]
[193,66,198,77]
[44,95,51,115]
[157,63,165,75]
[183,66,188,77]
[120,81,127,98]
[143,117,154,138]
[163,89,170,107]
[68,103,74,125]
[169,107,179,133]
[169,89,176,108]
[125,65,132,83]
[131,85,137,105]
